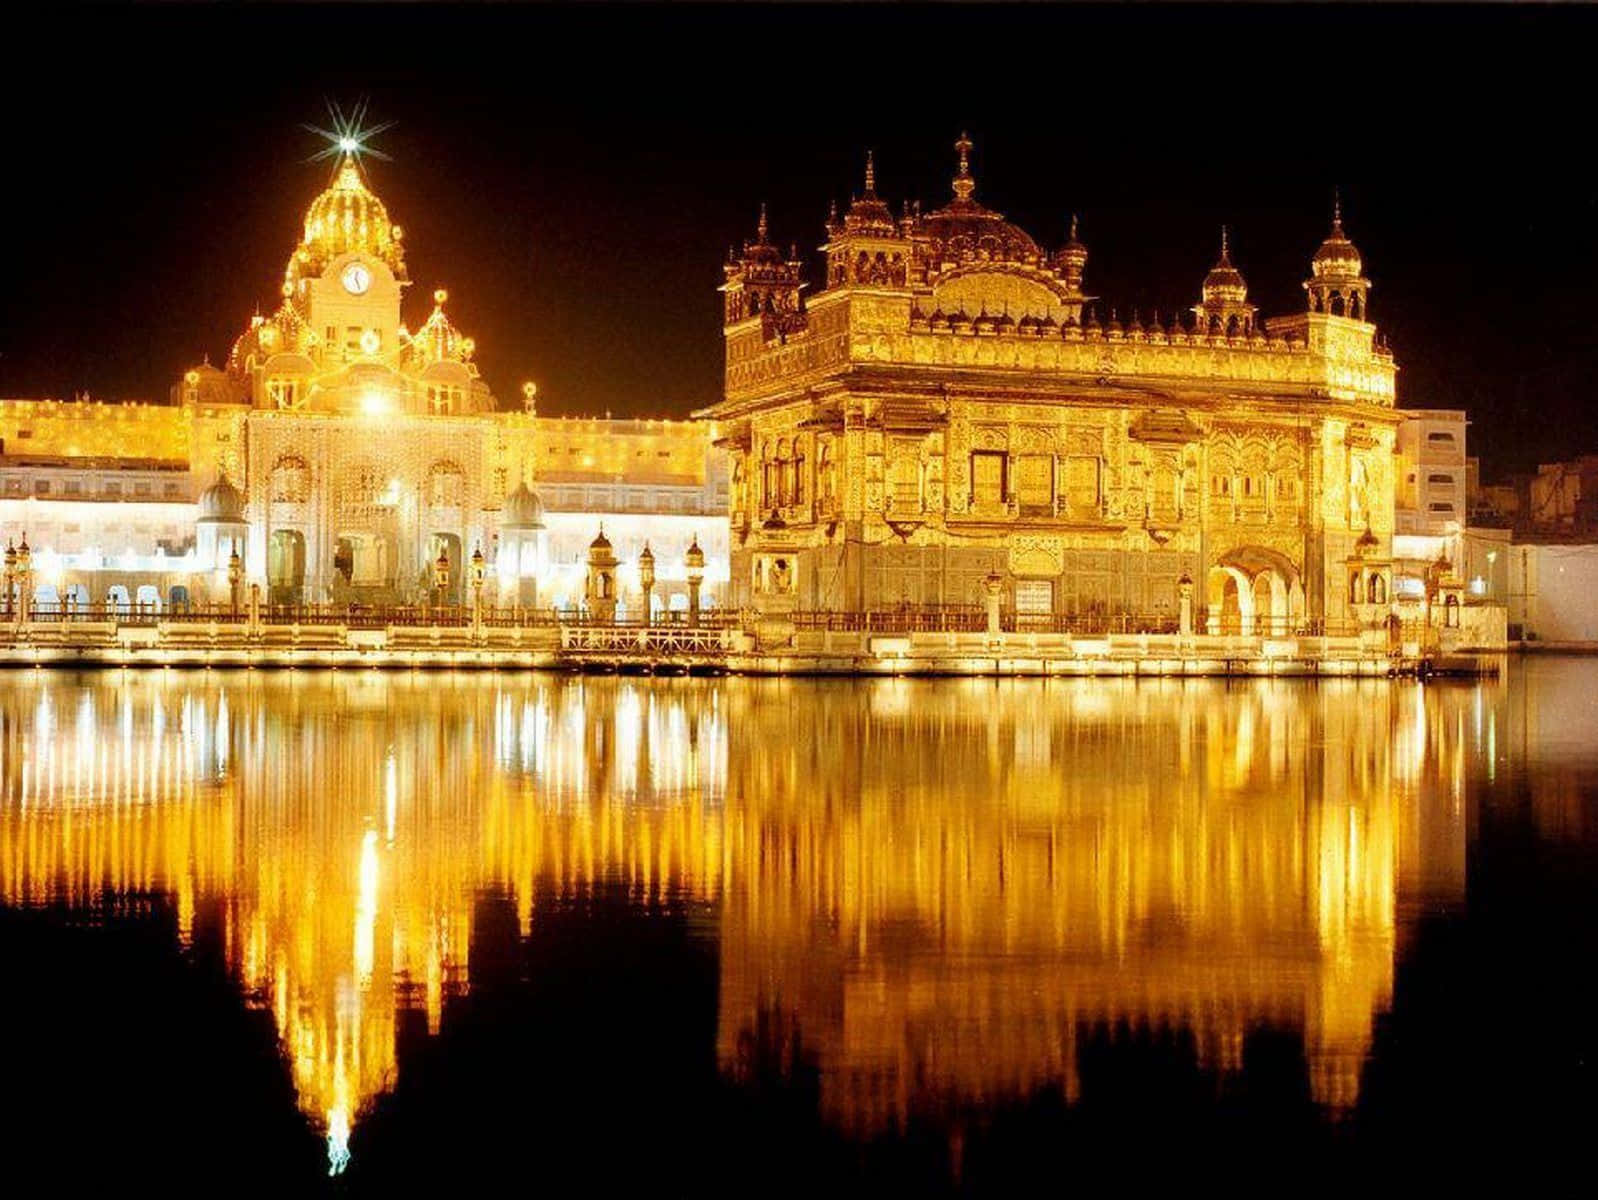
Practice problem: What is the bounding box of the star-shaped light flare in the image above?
[302,98,394,164]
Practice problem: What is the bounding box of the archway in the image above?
[135,585,161,614]
[1213,546,1302,636]
[106,585,131,615]
[269,530,306,605]
[427,532,463,604]
[33,584,60,615]
[1206,565,1254,634]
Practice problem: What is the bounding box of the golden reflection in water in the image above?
[0,669,1486,1165]
[715,677,1473,1127]
[0,672,725,1173]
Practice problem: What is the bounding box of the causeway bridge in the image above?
[0,602,1504,677]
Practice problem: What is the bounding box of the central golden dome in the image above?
[292,154,408,282]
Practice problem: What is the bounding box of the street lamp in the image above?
[3,540,15,620]
[227,548,243,617]
[638,542,655,623]
[16,533,32,623]
[434,544,451,611]
[685,534,705,627]
[470,543,486,630]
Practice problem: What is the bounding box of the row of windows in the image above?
[970,451,1101,511]
[1209,473,1301,501]
[2,477,181,499]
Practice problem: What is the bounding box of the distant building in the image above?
[1527,455,1598,535]
[1392,408,1467,599]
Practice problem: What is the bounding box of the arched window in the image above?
[1350,572,1365,605]
[1370,574,1387,605]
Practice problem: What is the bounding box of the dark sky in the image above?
[2,3,1595,479]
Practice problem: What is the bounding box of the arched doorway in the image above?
[106,585,131,616]
[135,585,161,614]
[1211,546,1302,636]
[269,529,306,605]
[1206,565,1254,634]
[427,532,463,604]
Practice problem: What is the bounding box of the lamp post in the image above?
[685,534,705,627]
[470,542,486,634]
[3,540,15,621]
[1177,571,1194,637]
[433,544,452,615]
[16,533,32,624]
[227,548,243,618]
[638,542,655,624]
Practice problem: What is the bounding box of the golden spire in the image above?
[953,132,975,203]
[1219,224,1231,264]
[757,202,769,243]
[1332,188,1344,236]
[864,149,876,195]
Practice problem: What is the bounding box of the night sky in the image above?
[2,3,1595,479]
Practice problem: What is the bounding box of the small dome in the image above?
[1202,229,1250,304]
[1311,206,1364,279]
[589,528,613,552]
[503,482,545,530]
[197,476,243,522]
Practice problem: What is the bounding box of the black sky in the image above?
[2,3,1595,479]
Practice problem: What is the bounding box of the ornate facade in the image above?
[706,138,1401,631]
[1,152,729,614]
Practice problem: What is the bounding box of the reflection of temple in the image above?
[0,673,725,1172]
[1,670,1476,1169]
[715,678,1467,1126]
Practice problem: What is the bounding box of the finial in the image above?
[434,287,448,306]
[757,203,769,242]
[953,131,975,202]
[827,198,839,224]
[1069,213,1079,241]
[864,149,876,195]
[1219,224,1230,262]
[1331,189,1343,235]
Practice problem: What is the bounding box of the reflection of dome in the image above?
[197,476,244,522]
[503,482,545,530]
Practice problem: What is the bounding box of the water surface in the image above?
[2,663,1595,1189]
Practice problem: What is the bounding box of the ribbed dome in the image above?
[301,156,401,271]
[1202,230,1249,303]
[503,482,545,530]
[197,476,244,522]
[589,528,613,553]
[917,133,1041,265]
[1311,212,1364,279]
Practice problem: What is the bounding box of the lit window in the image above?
[1426,431,1456,444]
[267,379,300,410]
[970,451,1007,507]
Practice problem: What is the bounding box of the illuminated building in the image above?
[1393,408,1467,597]
[0,147,728,614]
[706,139,1402,631]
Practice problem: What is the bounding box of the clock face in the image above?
[341,262,372,296]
